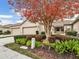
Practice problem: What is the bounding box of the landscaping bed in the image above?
[5,43,79,59]
[5,35,79,59]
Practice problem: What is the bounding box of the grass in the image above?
[4,43,45,59]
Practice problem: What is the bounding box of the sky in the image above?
[0,0,79,25]
[0,0,23,25]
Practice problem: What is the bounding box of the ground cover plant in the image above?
[50,39,79,56]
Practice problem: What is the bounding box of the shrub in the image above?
[16,38,21,44]
[48,35,70,42]
[19,38,27,45]
[26,40,31,47]
[35,41,42,48]
[26,35,34,40]
[15,35,27,45]
[50,41,66,54]
[41,32,45,35]
[50,39,79,56]
[16,38,27,45]
[3,30,11,35]
[35,35,42,41]
[43,40,50,46]
[15,35,26,39]
[65,30,77,36]
[0,30,3,35]
[36,31,39,34]
[41,32,46,39]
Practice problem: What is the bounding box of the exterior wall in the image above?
[10,21,57,35]
[11,28,21,35]
[2,27,11,32]
[20,21,38,35]
[73,21,79,33]
[0,27,11,34]
[22,26,38,35]
[64,25,72,32]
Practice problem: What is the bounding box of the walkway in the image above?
[0,37,32,59]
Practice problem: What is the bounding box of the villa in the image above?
[0,17,79,35]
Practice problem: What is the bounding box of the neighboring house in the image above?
[9,20,39,35]
[73,19,79,33]
[1,17,78,35]
[52,20,74,34]
[0,25,11,32]
[8,20,74,35]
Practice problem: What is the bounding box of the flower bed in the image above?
[5,43,79,59]
[9,35,79,59]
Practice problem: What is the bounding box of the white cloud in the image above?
[0,20,13,25]
[0,15,13,19]
[0,15,14,25]
[16,20,24,23]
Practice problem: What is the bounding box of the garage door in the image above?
[12,28,21,35]
[22,27,37,35]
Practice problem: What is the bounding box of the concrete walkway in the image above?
[0,37,32,59]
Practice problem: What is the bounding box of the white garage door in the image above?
[12,28,21,35]
[23,27,37,35]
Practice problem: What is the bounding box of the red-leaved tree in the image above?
[8,0,79,39]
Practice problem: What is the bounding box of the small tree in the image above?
[8,0,79,39]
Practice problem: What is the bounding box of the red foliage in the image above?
[8,0,79,36]
[8,0,79,22]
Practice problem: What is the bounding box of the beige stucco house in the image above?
[73,19,79,33]
[9,20,40,35]
[7,19,78,35]
[0,17,79,35]
[0,25,11,32]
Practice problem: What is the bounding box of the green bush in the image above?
[43,40,50,46]
[50,41,66,54]
[19,38,27,45]
[41,32,46,39]
[15,35,26,39]
[26,40,31,47]
[16,38,27,45]
[50,39,79,56]
[41,32,45,35]
[15,35,27,45]
[0,30,3,35]
[35,41,42,48]
[65,30,77,36]
[16,38,21,44]
[3,30,11,35]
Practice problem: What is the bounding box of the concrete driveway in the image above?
[0,37,32,59]
[0,37,14,45]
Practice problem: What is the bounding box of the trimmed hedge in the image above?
[15,35,42,48]
[65,30,77,36]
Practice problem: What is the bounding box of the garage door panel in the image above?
[12,28,21,35]
[23,27,37,35]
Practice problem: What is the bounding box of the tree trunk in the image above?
[44,24,51,40]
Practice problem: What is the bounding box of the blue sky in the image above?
[0,0,23,25]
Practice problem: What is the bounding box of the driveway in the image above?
[0,37,14,45]
[0,37,32,59]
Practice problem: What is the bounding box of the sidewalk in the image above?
[0,37,32,59]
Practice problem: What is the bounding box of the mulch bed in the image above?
[5,43,79,59]
[31,48,79,59]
